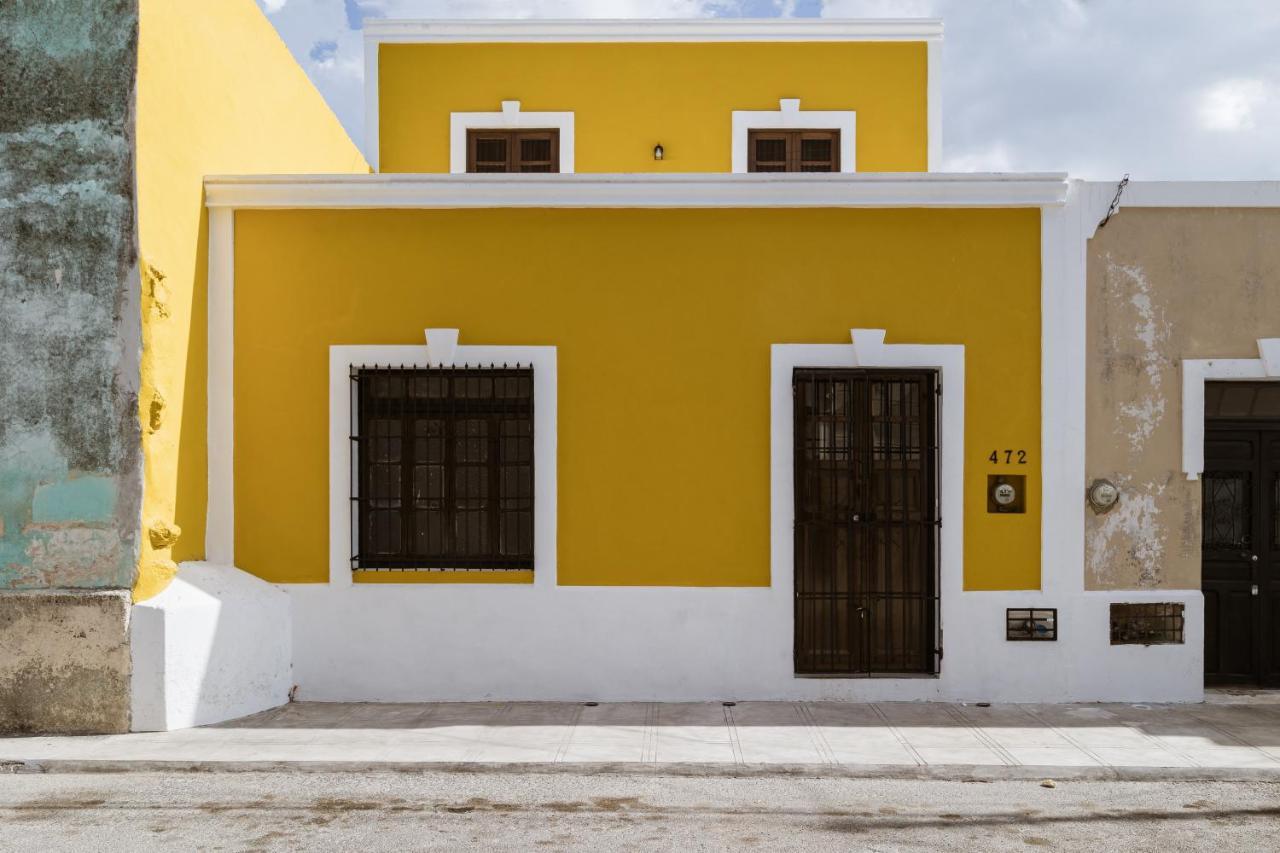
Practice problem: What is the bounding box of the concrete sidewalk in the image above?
[6,692,1280,779]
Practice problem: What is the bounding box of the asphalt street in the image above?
[1,770,1278,851]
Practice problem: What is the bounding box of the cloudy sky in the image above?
[258,0,1280,179]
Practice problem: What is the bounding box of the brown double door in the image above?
[1203,392,1280,686]
[793,369,941,676]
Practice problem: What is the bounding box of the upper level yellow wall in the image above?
[231,207,1040,591]
[134,0,368,601]
[378,41,928,173]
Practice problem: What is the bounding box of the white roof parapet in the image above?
[1099,181,1280,209]
[363,18,944,43]
[204,172,1068,210]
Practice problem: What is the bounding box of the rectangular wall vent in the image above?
[1110,602,1185,645]
[1006,608,1057,641]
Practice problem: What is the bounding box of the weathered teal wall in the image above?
[0,0,141,590]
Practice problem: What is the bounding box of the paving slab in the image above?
[5,693,1280,779]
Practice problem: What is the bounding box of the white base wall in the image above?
[287,584,1203,704]
[131,562,292,731]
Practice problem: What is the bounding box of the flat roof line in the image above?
[363,18,945,43]
[204,172,1067,209]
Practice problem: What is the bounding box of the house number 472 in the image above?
[989,449,1028,464]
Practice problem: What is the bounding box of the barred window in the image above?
[351,366,534,571]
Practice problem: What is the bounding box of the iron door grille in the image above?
[351,365,534,572]
[793,368,941,676]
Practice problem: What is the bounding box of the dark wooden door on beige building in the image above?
[1202,382,1280,687]
[792,369,940,676]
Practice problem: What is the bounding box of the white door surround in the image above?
[1182,339,1280,480]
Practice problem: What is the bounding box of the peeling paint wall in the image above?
[0,0,141,591]
[0,0,139,733]
[1086,208,1280,589]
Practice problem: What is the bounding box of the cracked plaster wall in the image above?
[0,0,141,592]
[0,0,139,733]
[1086,207,1280,589]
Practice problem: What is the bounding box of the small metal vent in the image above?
[1110,602,1184,645]
[1006,608,1057,641]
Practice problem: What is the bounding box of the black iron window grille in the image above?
[350,365,534,572]
[1202,471,1251,551]
[793,369,941,676]
[1006,608,1057,641]
[1110,602,1184,645]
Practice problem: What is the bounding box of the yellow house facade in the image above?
[131,17,1209,728]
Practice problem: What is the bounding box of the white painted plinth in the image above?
[286,585,1204,704]
[131,562,292,731]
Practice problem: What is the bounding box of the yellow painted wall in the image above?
[134,0,368,601]
[379,42,928,173]
[233,208,1041,591]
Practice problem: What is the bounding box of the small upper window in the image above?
[466,129,560,173]
[748,130,840,173]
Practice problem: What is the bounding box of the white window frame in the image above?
[449,101,575,174]
[1182,338,1280,480]
[328,329,558,587]
[732,99,857,174]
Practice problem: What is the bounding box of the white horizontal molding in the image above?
[365,18,944,43]
[205,173,1068,210]
[1104,181,1280,209]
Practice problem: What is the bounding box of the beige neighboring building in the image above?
[1086,184,1280,687]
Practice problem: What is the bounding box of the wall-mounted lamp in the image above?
[653,143,664,161]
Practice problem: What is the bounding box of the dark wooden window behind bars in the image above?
[466,129,560,172]
[352,366,534,571]
[793,369,940,675]
[748,129,840,172]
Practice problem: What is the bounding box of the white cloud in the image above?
[259,0,289,12]
[1196,78,1270,132]
[821,0,934,16]
[940,141,1014,174]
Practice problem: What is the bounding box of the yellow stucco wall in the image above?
[134,0,368,601]
[232,208,1041,590]
[378,42,928,173]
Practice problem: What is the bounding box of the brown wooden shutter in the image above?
[468,132,510,172]
[748,131,791,172]
[514,131,558,172]
[466,129,560,173]
[747,129,840,173]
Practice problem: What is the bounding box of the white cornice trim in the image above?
[205,172,1067,209]
[1091,181,1280,209]
[363,18,943,43]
